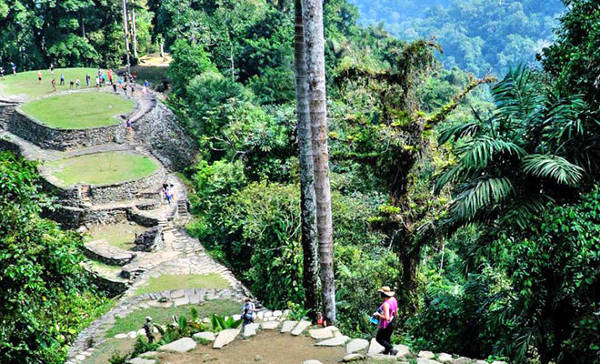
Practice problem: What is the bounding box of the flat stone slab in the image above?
[158,337,197,353]
[261,321,279,330]
[128,358,156,364]
[193,331,216,342]
[309,326,338,340]
[346,338,369,353]
[394,344,411,357]
[303,361,323,364]
[367,353,397,361]
[419,351,435,359]
[343,353,365,362]
[417,359,442,364]
[291,320,312,336]
[368,338,385,354]
[243,323,260,337]
[315,335,349,346]
[139,351,158,359]
[114,333,127,339]
[280,320,298,333]
[438,353,453,362]
[84,240,135,266]
[213,328,240,349]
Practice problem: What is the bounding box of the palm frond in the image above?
[451,177,515,222]
[434,164,471,194]
[438,122,480,145]
[521,154,583,185]
[458,136,525,169]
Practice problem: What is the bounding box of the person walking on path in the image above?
[59,73,65,86]
[143,79,149,95]
[373,286,399,356]
[85,74,90,87]
[37,70,42,84]
[241,298,256,327]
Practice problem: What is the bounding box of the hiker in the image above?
[241,298,256,326]
[0,67,5,79]
[75,78,80,88]
[164,184,172,204]
[51,78,56,91]
[37,70,42,84]
[372,286,398,356]
[130,83,135,97]
[85,74,91,87]
[95,76,100,88]
[49,63,54,74]
[143,79,149,95]
[112,82,117,93]
[10,62,16,75]
[107,69,113,84]
[59,73,65,86]
[126,118,133,131]
[143,316,155,343]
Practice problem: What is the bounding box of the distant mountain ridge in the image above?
[348,0,565,75]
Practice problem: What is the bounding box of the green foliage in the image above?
[168,39,217,98]
[210,314,243,332]
[0,152,109,363]
[351,0,565,75]
[287,302,311,321]
[436,67,589,226]
[108,351,129,364]
[132,337,159,357]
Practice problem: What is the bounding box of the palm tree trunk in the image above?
[122,0,131,72]
[302,0,336,323]
[131,0,138,59]
[294,0,319,319]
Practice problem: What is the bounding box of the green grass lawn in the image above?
[86,222,147,250]
[21,92,133,129]
[86,260,123,279]
[0,67,99,99]
[135,273,230,295]
[45,151,159,187]
[105,300,239,338]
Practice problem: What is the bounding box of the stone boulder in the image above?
[261,321,279,330]
[438,353,453,362]
[280,320,298,333]
[132,226,163,252]
[213,328,240,349]
[243,323,260,337]
[158,337,197,353]
[309,326,339,340]
[343,353,365,362]
[346,338,369,353]
[291,320,312,336]
[368,338,385,354]
[394,344,411,357]
[315,335,349,346]
[193,331,216,342]
[418,351,435,359]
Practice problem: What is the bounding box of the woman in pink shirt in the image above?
[373,286,398,355]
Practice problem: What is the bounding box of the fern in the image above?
[521,154,583,185]
[451,177,514,222]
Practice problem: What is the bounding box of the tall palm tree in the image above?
[294,0,319,318]
[436,67,587,228]
[302,0,336,322]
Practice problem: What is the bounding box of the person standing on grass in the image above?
[59,73,65,86]
[69,80,74,89]
[10,62,16,75]
[75,78,80,88]
[373,286,399,356]
[49,63,54,74]
[37,70,42,84]
[108,69,113,85]
[51,78,56,91]
[85,74,90,87]
[95,76,100,88]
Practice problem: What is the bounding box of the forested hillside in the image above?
[349,0,565,75]
[0,0,599,363]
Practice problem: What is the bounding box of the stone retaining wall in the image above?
[133,101,197,170]
[8,108,126,151]
[45,200,161,228]
[41,164,165,207]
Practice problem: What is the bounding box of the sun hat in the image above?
[377,286,395,297]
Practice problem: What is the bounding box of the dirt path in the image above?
[160,331,347,364]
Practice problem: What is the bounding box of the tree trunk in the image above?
[122,0,131,72]
[302,0,336,323]
[294,0,319,319]
[131,0,138,59]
